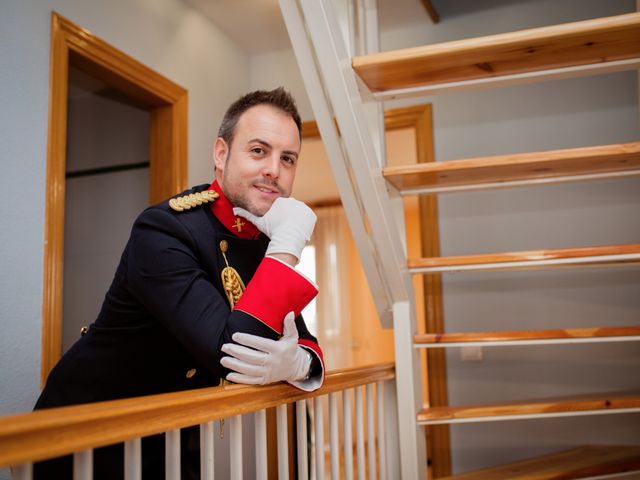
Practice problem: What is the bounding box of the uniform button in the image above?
[186,368,197,379]
[80,326,88,336]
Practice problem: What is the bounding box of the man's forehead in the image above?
[235,105,300,148]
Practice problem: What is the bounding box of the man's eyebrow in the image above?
[249,138,299,159]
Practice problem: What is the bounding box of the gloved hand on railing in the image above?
[221,312,312,385]
[233,197,316,262]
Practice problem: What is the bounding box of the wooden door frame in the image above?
[42,13,188,385]
[301,104,451,476]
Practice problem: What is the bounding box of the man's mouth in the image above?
[254,183,280,195]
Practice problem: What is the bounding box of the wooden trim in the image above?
[0,363,394,467]
[307,198,343,210]
[42,13,188,385]
[301,104,450,475]
[419,0,439,24]
[415,326,640,345]
[353,12,640,92]
[440,445,640,480]
[409,243,640,273]
[383,142,640,194]
[301,105,433,139]
[412,105,451,477]
[301,120,321,139]
[417,390,640,424]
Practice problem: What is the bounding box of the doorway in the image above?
[42,13,188,383]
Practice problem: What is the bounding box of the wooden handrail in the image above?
[0,363,394,468]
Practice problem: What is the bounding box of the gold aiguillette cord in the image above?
[218,240,246,439]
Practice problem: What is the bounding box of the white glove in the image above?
[233,197,316,261]
[220,312,312,385]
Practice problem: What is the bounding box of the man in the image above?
[34,88,324,479]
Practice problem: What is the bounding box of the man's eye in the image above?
[282,156,296,165]
[251,147,264,155]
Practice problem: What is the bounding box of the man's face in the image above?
[214,104,300,216]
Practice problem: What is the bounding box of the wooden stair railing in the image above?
[415,326,640,347]
[417,391,640,425]
[383,142,640,194]
[408,243,640,274]
[441,445,640,480]
[0,363,394,471]
[280,0,640,477]
[353,12,640,98]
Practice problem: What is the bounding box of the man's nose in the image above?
[262,153,280,179]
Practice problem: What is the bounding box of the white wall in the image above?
[248,0,640,473]
[0,0,250,421]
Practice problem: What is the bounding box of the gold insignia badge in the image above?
[169,190,219,212]
[219,240,246,308]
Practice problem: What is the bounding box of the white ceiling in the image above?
[182,0,436,54]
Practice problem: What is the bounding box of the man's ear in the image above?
[213,137,228,171]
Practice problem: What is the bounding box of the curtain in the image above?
[310,205,353,370]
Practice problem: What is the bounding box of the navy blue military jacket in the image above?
[34,184,320,479]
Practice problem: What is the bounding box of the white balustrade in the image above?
[2,366,396,480]
[255,410,268,480]
[124,437,141,480]
[73,449,92,480]
[314,396,326,480]
[200,422,214,480]
[296,400,309,480]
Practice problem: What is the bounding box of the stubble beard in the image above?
[222,174,285,217]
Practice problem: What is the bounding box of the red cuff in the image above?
[299,338,324,372]
[234,257,318,334]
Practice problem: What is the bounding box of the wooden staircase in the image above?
[383,142,640,194]
[439,445,640,480]
[280,1,640,477]
[353,12,640,98]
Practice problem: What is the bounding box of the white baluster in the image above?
[230,415,243,480]
[376,381,386,480]
[277,404,289,480]
[366,384,375,480]
[296,400,309,480]
[355,386,365,480]
[165,429,180,480]
[11,463,32,480]
[314,396,326,480]
[343,389,354,480]
[255,410,268,480]
[125,438,141,480]
[329,393,340,480]
[200,421,214,480]
[73,449,92,480]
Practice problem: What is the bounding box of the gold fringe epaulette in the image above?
[169,190,219,212]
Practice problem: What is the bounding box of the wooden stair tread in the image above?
[442,445,640,480]
[415,326,640,346]
[353,13,640,92]
[408,244,640,273]
[417,391,640,424]
[383,142,640,194]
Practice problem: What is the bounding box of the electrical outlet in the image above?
[460,345,483,362]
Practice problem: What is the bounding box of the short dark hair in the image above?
[218,87,302,146]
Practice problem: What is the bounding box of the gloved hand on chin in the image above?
[233,196,316,262]
[220,312,312,385]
